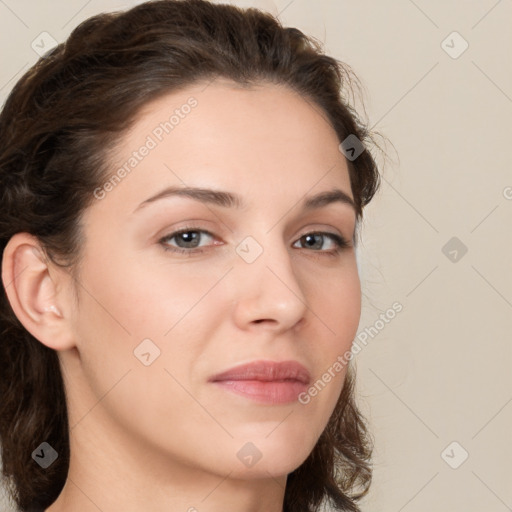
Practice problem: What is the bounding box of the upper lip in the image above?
[209,360,311,385]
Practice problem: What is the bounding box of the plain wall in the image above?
[0,0,510,510]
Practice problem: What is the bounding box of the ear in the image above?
[1,232,75,351]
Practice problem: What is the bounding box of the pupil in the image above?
[180,231,199,247]
[305,234,321,249]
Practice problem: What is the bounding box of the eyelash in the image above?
[158,226,351,258]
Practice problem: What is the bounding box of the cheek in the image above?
[73,250,225,382]
[299,260,361,416]
[333,271,361,343]
[308,257,361,347]
[68,251,213,434]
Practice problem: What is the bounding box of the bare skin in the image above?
[3,78,361,512]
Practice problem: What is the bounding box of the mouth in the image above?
[208,360,311,405]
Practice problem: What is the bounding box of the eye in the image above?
[292,232,350,256]
[159,227,216,254]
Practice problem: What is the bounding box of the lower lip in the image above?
[212,380,308,404]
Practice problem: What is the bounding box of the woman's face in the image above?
[63,79,361,480]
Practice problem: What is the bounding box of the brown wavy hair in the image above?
[0,1,381,510]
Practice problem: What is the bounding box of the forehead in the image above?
[94,78,353,216]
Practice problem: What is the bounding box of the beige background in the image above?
[1,0,511,510]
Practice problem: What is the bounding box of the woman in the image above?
[0,1,381,511]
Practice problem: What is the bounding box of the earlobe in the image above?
[1,232,75,350]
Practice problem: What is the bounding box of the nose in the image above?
[230,234,309,334]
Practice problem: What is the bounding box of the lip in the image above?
[209,360,311,405]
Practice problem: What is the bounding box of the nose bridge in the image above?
[232,227,309,328]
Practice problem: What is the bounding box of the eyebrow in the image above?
[132,186,356,213]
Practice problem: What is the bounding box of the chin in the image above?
[228,436,315,479]
[227,455,310,481]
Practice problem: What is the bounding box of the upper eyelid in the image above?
[162,218,352,237]
[160,227,351,246]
